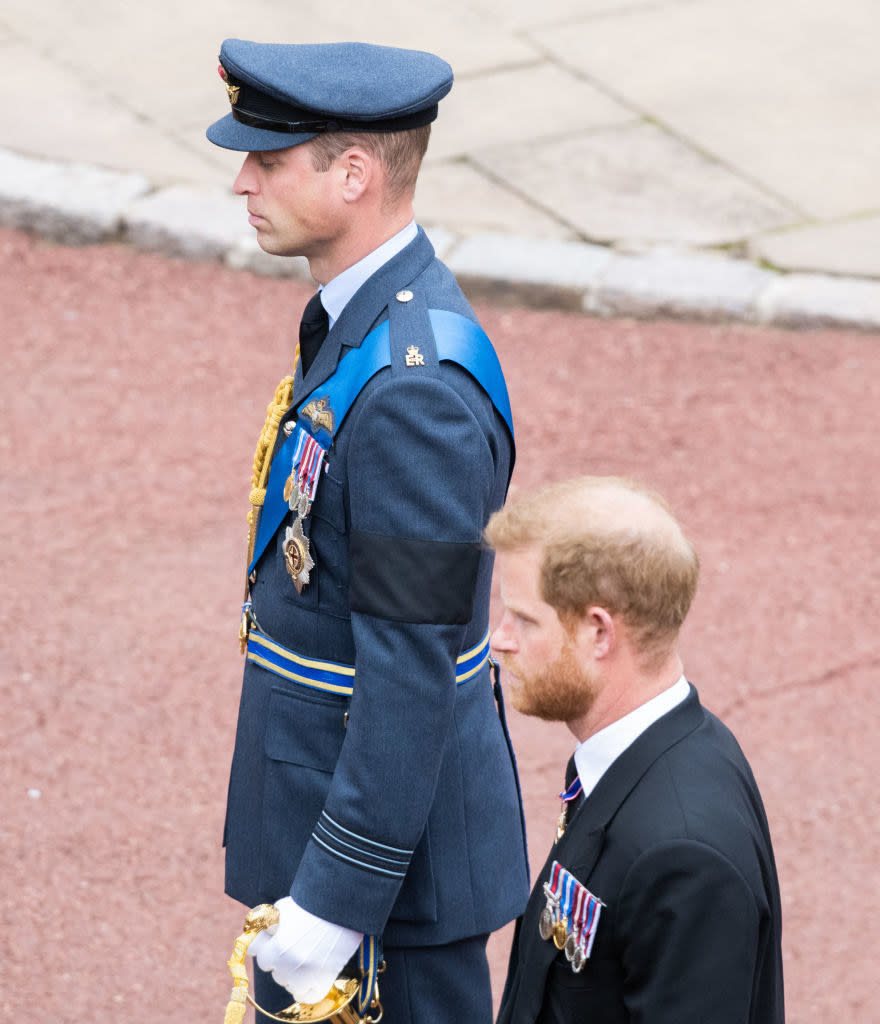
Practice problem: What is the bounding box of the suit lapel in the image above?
[568,685,704,846]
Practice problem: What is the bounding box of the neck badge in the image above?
[556,775,583,841]
[281,421,329,592]
[540,861,604,972]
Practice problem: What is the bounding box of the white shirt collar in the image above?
[573,676,690,800]
[319,220,418,329]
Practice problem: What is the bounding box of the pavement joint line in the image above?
[3,145,880,332]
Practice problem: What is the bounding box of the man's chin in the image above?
[255,233,280,255]
[256,235,301,259]
[507,663,596,724]
[509,684,547,720]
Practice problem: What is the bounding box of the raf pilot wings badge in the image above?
[300,397,335,434]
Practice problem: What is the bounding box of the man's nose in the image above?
[490,614,517,654]
[234,154,258,195]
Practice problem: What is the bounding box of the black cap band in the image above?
[231,107,337,134]
[230,102,438,136]
[225,67,438,136]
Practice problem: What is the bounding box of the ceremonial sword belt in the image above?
[246,624,492,696]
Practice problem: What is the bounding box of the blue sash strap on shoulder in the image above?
[428,309,514,439]
[250,310,514,574]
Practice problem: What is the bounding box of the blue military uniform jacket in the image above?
[496,685,784,1024]
[224,228,530,946]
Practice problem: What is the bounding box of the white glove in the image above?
[248,896,363,1003]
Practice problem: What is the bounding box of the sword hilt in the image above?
[223,905,372,1023]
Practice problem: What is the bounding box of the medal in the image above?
[291,430,327,506]
[571,945,586,973]
[541,861,605,970]
[539,864,564,943]
[578,887,604,961]
[283,519,315,593]
[555,871,576,950]
[556,774,583,841]
[565,885,585,963]
[280,425,327,593]
[552,919,568,950]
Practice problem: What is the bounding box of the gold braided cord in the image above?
[245,346,300,569]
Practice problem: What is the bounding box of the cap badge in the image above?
[217,64,240,105]
[405,345,425,368]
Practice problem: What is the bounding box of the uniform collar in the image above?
[320,220,419,329]
[573,675,689,800]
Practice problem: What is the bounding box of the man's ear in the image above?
[339,147,372,201]
[583,606,616,660]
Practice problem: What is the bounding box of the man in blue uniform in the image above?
[206,40,529,1023]
[487,476,784,1024]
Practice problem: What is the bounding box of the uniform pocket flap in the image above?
[265,686,347,772]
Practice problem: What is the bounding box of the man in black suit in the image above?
[488,476,784,1024]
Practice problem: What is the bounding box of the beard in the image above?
[502,643,598,723]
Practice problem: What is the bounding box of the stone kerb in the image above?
[4,146,880,331]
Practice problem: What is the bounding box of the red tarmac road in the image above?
[2,226,878,1023]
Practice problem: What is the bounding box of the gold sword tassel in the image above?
[240,347,300,651]
[224,904,280,1024]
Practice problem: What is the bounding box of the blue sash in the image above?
[249,310,513,574]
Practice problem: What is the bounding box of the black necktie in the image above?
[564,754,584,813]
[564,754,578,790]
[299,292,329,376]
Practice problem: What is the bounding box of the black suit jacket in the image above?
[497,685,784,1023]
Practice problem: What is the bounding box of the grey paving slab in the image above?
[429,62,629,162]
[415,161,577,241]
[750,217,880,280]
[472,121,796,248]
[534,0,880,220]
[0,38,232,190]
[472,0,654,32]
